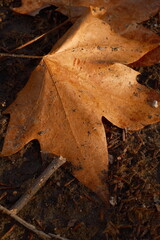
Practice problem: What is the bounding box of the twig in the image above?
[0,18,73,60]
[0,225,15,240]
[0,156,66,239]
[49,233,70,240]
[10,156,66,214]
[0,192,7,201]
[0,204,66,240]
[13,18,71,52]
[0,53,43,59]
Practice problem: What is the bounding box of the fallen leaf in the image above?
[13,0,160,17]
[14,0,160,65]
[129,46,160,67]
[56,6,87,19]
[13,0,108,15]
[1,4,160,202]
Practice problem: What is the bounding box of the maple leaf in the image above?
[1,2,160,202]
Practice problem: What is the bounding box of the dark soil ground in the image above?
[0,1,160,240]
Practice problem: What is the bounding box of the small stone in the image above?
[1,101,6,107]
[56,181,60,187]
[13,191,17,195]
[152,100,158,108]
[109,154,114,164]
[109,196,117,206]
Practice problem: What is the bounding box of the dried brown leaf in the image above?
[1,4,160,202]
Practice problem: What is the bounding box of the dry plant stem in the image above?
[0,18,73,60]
[0,205,70,240]
[0,192,7,201]
[0,225,15,240]
[10,156,66,214]
[13,18,72,52]
[0,157,66,240]
[0,53,43,59]
[49,233,70,240]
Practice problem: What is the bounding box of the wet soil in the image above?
[0,1,160,240]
